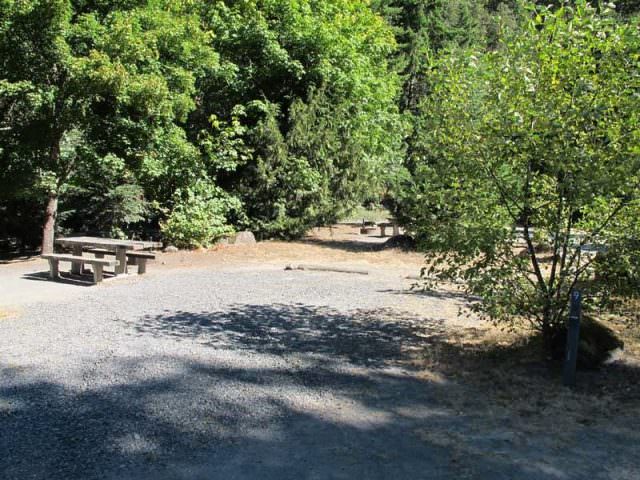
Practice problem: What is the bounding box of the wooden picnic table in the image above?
[55,237,162,276]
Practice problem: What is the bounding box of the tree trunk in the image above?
[41,193,58,254]
[41,138,62,254]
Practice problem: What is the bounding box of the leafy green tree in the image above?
[592,201,640,299]
[373,0,490,112]
[196,0,402,237]
[0,0,217,252]
[373,1,517,217]
[407,1,640,347]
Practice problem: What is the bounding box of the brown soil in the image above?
[158,224,425,273]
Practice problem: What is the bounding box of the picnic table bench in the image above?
[86,248,156,274]
[42,236,161,283]
[41,254,117,284]
[378,221,400,237]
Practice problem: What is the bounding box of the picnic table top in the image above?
[55,236,162,251]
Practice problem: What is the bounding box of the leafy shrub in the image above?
[403,2,640,349]
[161,181,242,248]
[593,243,640,299]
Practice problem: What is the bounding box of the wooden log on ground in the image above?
[285,264,369,275]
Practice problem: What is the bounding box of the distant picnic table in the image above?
[42,236,162,283]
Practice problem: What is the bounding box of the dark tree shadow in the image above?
[3,353,638,479]
[131,304,449,368]
[2,303,640,479]
[299,237,385,253]
[0,250,39,264]
[0,358,465,480]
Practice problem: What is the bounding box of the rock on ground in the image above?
[230,231,256,245]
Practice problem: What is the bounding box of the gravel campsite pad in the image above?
[1,233,639,479]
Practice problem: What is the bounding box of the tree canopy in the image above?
[401,1,640,343]
[1,0,401,249]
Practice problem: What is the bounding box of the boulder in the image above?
[551,316,624,369]
[163,245,178,253]
[383,234,417,251]
[231,231,256,245]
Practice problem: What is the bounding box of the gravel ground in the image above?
[1,261,639,479]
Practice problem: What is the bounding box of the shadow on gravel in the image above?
[21,271,96,287]
[3,303,640,480]
[0,358,465,480]
[376,288,479,302]
[132,304,448,367]
[299,237,384,253]
[3,354,639,480]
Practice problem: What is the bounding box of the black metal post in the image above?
[563,290,582,387]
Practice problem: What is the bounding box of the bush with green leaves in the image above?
[0,0,217,252]
[160,181,242,249]
[592,201,640,300]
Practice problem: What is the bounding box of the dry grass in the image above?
[406,320,640,436]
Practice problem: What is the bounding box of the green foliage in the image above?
[592,201,640,298]
[1,0,403,248]
[0,0,220,248]
[406,1,640,342]
[372,0,521,222]
[3,0,636,292]
[201,0,402,237]
[235,100,323,238]
[160,180,241,249]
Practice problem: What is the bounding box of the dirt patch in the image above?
[156,225,425,273]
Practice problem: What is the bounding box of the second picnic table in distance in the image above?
[55,237,161,276]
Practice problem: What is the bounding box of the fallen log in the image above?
[285,264,369,275]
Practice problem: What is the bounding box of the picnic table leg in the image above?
[71,245,83,274]
[92,264,104,284]
[137,258,147,275]
[48,258,59,279]
[115,247,128,275]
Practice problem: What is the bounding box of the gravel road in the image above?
[1,263,638,479]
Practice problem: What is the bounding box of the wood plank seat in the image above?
[41,254,117,284]
[84,248,156,274]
